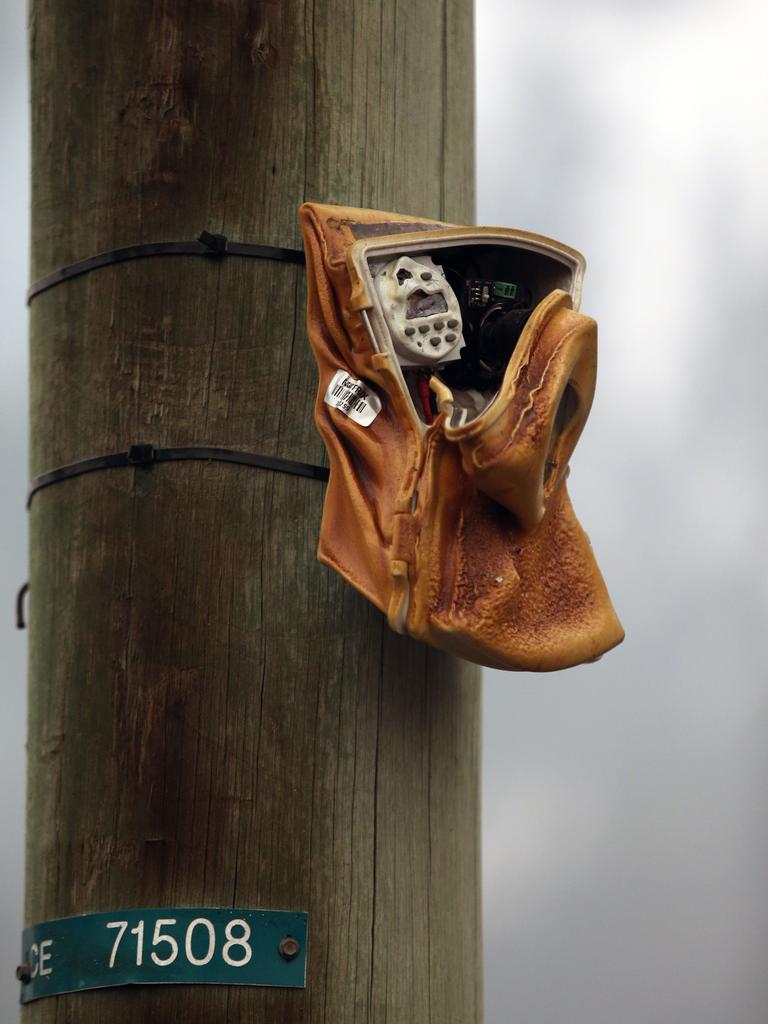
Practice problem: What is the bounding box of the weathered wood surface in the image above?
[25,1,479,1021]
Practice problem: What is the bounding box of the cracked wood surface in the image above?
[25,1,480,1021]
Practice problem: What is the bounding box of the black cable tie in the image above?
[27,232,306,303]
[16,582,29,630]
[127,443,156,466]
[27,445,329,509]
[198,230,228,255]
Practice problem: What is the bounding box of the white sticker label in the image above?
[324,369,382,426]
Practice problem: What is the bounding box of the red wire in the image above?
[417,373,435,425]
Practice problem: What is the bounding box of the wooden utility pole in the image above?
[25,1,478,1021]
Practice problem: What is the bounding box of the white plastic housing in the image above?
[372,254,465,367]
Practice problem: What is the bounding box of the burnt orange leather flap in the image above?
[440,290,597,531]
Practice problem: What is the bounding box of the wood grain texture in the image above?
[25,1,479,1021]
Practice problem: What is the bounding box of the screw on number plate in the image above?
[16,963,30,983]
[278,936,300,961]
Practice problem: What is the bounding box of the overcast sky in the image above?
[2,1,767,1022]
[478,1,768,1021]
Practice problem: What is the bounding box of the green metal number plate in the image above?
[19,907,307,1004]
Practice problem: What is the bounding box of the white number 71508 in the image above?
[105,917,252,969]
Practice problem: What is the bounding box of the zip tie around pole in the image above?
[16,582,29,629]
[27,444,329,509]
[24,236,320,625]
[27,230,306,303]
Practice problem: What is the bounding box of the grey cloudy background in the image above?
[1,0,767,1021]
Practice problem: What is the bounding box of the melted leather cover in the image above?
[300,202,624,671]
